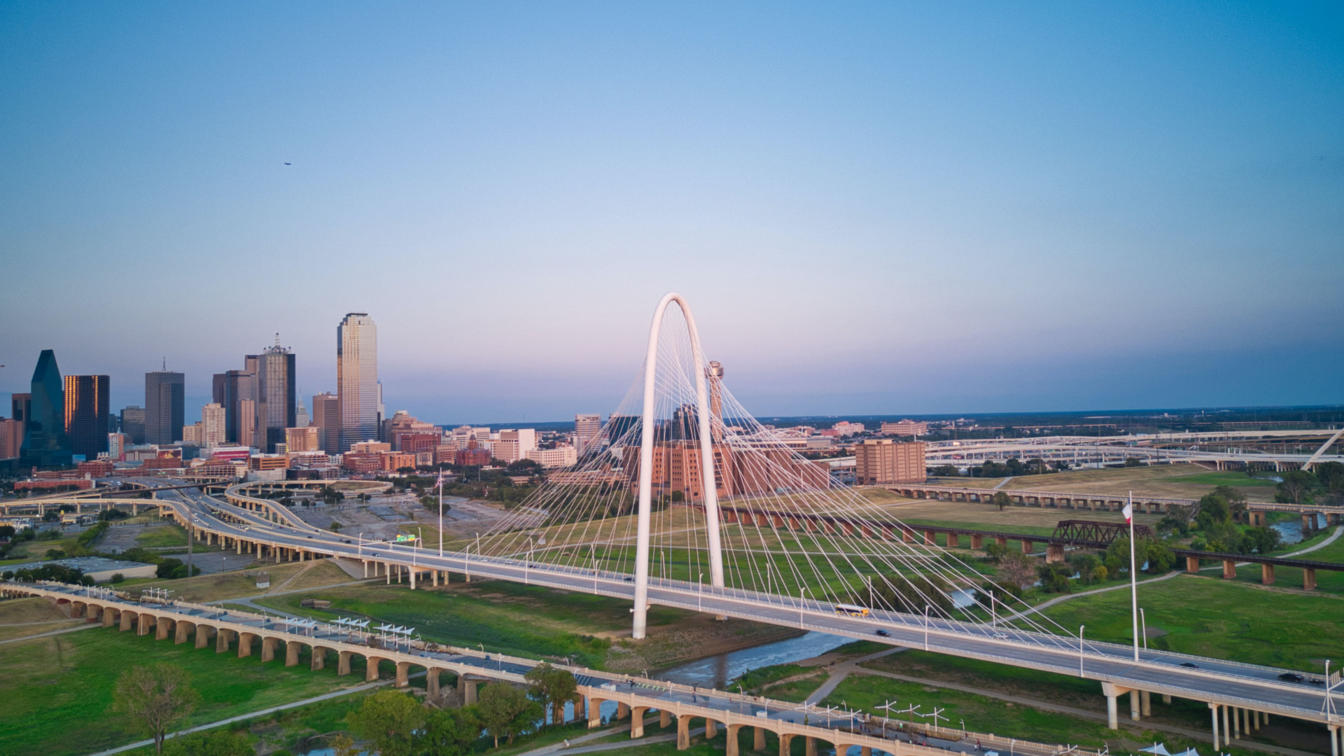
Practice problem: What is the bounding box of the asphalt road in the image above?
[130,480,1343,726]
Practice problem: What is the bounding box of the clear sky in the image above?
[2,2,1341,425]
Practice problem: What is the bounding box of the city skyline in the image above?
[1,3,1341,422]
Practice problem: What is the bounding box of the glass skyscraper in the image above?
[256,343,296,453]
[145,370,185,445]
[337,313,378,451]
[20,350,73,468]
[64,374,110,460]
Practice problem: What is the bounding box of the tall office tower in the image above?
[337,313,378,451]
[213,368,258,445]
[311,392,340,453]
[0,418,19,459]
[144,369,185,445]
[575,414,602,455]
[295,395,310,429]
[8,393,31,457]
[20,350,73,468]
[119,405,146,444]
[64,375,110,460]
[239,399,258,449]
[201,403,226,448]
[254,341,296,452]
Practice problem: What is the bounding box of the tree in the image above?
[161,729,252,756]
[1316,462,1344,494]
[1212,485,1248,523]
[525,663,579,729]
[996,551,1037,592]
[111,664,201,754]
[345,690,425,756]
[330,734,361,756]
[1037,563,1072,594]
[1195,492,1230,529]
[422,706,482,756]
[990,492,1012,512]
[477,683,542,747]
[1276,471,1315,506]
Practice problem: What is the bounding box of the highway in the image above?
[110,480,1344,727]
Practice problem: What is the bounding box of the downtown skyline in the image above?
[2,2,1341,422]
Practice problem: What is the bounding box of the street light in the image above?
[1078,625,1085,677]
[799,586,811,629]
[699,572,705,612]
[923,605,930,651]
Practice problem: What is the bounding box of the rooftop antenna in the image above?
[162,357,166,370]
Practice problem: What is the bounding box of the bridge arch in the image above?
[633,292,725,639]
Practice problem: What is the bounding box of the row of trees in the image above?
[109,661,579,756]
[1274,462,1344,505]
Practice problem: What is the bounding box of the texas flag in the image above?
[1122,501,1133,525]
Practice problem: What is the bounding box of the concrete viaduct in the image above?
[0,581,1093,756]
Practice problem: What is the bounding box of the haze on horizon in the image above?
[2,2,1341,426]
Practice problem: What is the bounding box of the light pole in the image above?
[1139,608,1148,650]
[436,470,445,558]
[799,586,811,629]
[699,572,705,612]
[1078,625,1085,677]
[923,605,930,651]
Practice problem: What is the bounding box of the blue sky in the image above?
[1,2,1341,424]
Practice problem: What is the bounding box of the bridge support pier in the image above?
[677,715,690,750]
[947,533,959,548]
[726,724,742,756]
[367,658,381,682]
[1162,694,1171,704]
[778,733,793,756]
[1210,704,1221,750]
[311,647,325,671]
[1130,689,1141,721]
[705,718,717,739]
[1186,556,1200,573]
[395,661,409,687]
[1140,690,1151,717]
[1261,563,1275,585]
[1328,725,1339,756]
[1101,682,1129,729]
[631,706,646,738]
[1046,544,1065,564]
[754,726,767,751]
[806,736,817,756]
[587,697,603,728]
[617,702,629,720]
[338,651,352,676]
[660,709,671,728]
[1304,568,1317,590]
[1222,560,1237,579]
[286,640,301,667]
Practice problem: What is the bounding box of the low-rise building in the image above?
[880,420,928,437]
[3,556,156,582]
[525,446,578,469]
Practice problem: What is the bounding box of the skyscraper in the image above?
[144,369,185,445]
[254,341,296,453]
[311,392,340,453]
[201,403,226,448]
[20,350,73,468]
[119,405,145,444]
[8,393,31,457]
[64,375,110,460]
[575,414,602,455]
[212,368,257,445]
[337,313,378,451]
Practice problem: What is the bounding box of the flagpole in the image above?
[1128,490,1139,662]
[437,470,444,559]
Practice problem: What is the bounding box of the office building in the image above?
[201,403,226,448]
[854,439,927,484]
[64,375,110,460]
[108,432,129,461]
[311,393,340,453]
[119,405,146,445]
[182,422,204,445]
[0,418,20,459]
[382,410,438,451]
[880,420,928,437]
[295,396,309,429]
[575,414,602,455]
[255,342,297,453]
[285,426,320,452]
[20,350,74,468]
[9,393,31,455]
[144,369,185,445]
[212,368,257,445]
[490,428,537,464]
[526,446,578,469]
[337,313,379,451]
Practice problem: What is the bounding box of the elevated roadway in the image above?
[109,480,1344,740]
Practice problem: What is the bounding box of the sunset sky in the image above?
[2,2,1341,423]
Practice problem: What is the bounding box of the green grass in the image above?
[1170,473,1279,488]
[135,524,192,548]
[252,579,640,668]
[1040,573,1344,671]
[0,625,371,756]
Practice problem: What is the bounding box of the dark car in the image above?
[1180,662,1199,668]
[623,576,633,582]
[875,629,891,637]
[1278,673,1305,683]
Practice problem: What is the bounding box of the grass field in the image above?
[972,464,1279,501]
[1040,573,1344,671]
[122,560,355,602]
[0,620,364,756]
[134,523,192,548]
[251,576,800,672]
[874,497,1163,533]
